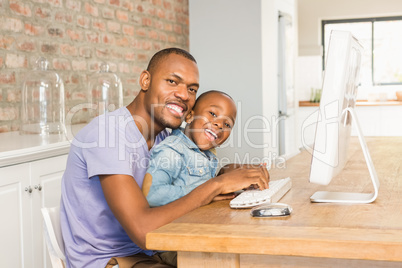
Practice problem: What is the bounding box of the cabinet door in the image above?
[380,106,402,136]
[0,163,33,268]
[31,155,68,268]
[354,106,381,136]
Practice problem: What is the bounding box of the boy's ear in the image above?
[139,70,151,91]
[185,110,194,124]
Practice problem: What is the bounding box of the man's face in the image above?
[186,92,237,151]
[144,54,199,131]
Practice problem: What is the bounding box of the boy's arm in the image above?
[143,146,196,206]
[144,170,206,206]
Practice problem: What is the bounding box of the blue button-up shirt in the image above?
[146,128,218,207]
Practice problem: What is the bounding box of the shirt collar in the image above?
[172,128,217,159]
[172,128,198,149]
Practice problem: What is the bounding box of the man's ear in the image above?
[185,110,194,124]
[139,70,151,91]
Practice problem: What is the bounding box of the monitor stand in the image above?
[310,107,380,204]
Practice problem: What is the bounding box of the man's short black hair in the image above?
[146,47,197,74]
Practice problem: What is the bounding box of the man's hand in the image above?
[212,193,236,201]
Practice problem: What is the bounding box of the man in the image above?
[60,48,269,267]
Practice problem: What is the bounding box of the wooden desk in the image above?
[147,137,402,267]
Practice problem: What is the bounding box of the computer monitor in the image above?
[308,30,379,203]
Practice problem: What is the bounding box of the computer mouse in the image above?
[250,203,292,217]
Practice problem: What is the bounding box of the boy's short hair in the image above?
[193,90,233,109]
[147,48,197,74]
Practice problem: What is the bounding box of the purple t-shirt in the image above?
[60,107,169,268]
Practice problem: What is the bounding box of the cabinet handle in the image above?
[34,184,42,191]
[25,186,33,193]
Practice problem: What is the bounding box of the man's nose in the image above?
[174,85,189,101]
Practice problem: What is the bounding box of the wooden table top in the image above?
[147,137,402,261]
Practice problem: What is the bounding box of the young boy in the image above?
[142,90,237,207]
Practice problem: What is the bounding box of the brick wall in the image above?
[0,0,189,132]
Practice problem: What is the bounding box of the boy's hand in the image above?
[217,163,268,175]
[213,165,270,195]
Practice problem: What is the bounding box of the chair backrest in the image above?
[41,206,66,268]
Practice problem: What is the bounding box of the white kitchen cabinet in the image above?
[32,155,68,268]
[355,105,402,136]
[0,125,83,268]
[0,163,32,268]
[297,104,402,150]
[0,152,68,268]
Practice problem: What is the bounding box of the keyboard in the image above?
[230,177,292,208]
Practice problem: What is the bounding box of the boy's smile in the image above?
[205,127,218,141]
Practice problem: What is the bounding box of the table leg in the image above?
[178,251,240,268]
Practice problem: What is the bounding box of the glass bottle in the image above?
[88,62,123,118]
[20,57,65,135]
[310,88,315,103]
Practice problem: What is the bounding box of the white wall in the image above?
[189,0,264,164]
[189,0,297,164]
[262,0,298,159]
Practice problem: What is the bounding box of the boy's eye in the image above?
[225,123,232,129]
[209,111,217,117]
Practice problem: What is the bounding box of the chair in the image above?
[41,206,66,268]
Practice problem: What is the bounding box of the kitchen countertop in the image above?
[0,124,85,167]
[299,100,402,107]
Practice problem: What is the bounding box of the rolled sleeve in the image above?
[146,145,190,207]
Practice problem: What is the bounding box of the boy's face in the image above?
[185,92,237,151]
[143,54,200,131]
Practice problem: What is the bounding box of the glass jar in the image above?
[88,62,123,118]
[20,57,65,135]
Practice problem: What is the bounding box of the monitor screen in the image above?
[308,30,379,203]
[309,30,362,185]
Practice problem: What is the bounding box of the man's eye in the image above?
[209,111,217,117]
[225,123,232,129]
[167,79,175,84]
[189,87,197,93]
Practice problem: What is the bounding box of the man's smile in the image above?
[166,103,186,117]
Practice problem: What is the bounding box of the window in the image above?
[322,16,402,86]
